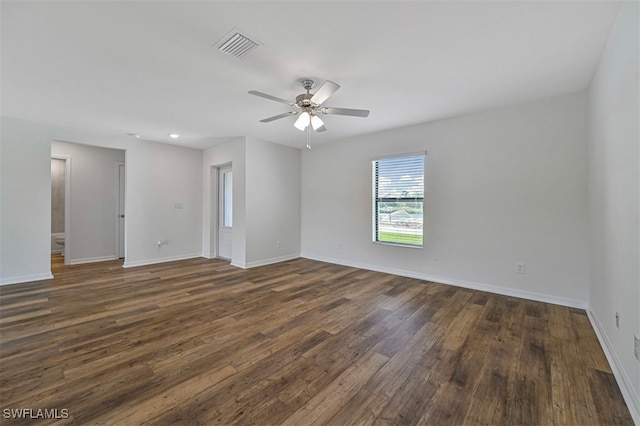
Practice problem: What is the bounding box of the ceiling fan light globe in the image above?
[294,111,310,131]
[311,115,324,130]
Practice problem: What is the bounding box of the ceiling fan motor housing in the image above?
[296,93,314,108]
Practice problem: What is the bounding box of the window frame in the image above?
[372,152,426,248]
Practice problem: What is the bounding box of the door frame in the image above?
[217,164,233,260]
[115,162,125,259]
[51,154,71,264]
[207,165,219,259]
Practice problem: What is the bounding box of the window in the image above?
[372,153,425,247]
[222,169,232,227]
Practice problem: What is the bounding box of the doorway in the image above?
[51,155,70,264]
[51,140,125,267]
[218,165,233,260]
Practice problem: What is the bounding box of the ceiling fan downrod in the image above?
[301,79,314,92]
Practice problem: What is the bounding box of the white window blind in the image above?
[372,154,425,247]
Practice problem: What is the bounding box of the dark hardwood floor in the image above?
[0,255,633,425]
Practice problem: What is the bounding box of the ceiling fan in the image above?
[249,79,370,132]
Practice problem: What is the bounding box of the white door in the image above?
[218,166,232,259]
[117,163,125,258]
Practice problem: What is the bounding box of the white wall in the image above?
[202,137,247,267]
[302,92,590,306]
[587,1,639,421]
[124,139,202,267]
[245,137,301,267]
[1,117,55,284]
[51,140,125,264]
[1,116,204,282]
[202,137,301,268]
[3,115,299,281]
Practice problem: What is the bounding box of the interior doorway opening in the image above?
[217,165,233,260]
[50,141,125,269]
[50,155,70,265]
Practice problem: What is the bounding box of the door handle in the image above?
[119,214,125,218]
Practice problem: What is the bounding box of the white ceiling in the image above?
[1,1,622,149]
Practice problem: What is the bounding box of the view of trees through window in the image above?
[373,154,424,246]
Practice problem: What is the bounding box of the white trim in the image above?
[123,253,202,268]
[0,273,54,286]
[301,254,587,309]
[115,161,125,260]
[210,165,220,260]
[218,164,233,259]
[243,254,300,269]
[51,154,71,264]
[68,255,118,265]
[373,241,423,249]
[371,150,427,161]
[587,309,640,425]
[372,153,426,251]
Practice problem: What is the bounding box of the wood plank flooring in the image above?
[0,255,633,425]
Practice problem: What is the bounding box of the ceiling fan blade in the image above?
[260,111,297,122]
[320,107,370,117]
[310,80,340,106]
[248,90,294,106]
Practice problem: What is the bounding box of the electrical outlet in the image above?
[634,335,639,361]
[615,312,620,329]
[516,262,525,274]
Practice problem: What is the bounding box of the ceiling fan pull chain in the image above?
[306,125,312,150]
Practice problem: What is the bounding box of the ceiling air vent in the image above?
[216,28,260,59]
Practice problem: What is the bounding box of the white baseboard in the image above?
[68,255,117,265]
[243,254,300,269]
[124,253,256,269]
[228,254,300,269]
[301,254,587,309]
[123,253,202,268]
[0,272,54,286]
[587,310,640,425]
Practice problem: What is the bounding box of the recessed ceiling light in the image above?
[126,133,141,138]
[169,133,180,139]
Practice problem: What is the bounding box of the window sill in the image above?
[372,241,423,249]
